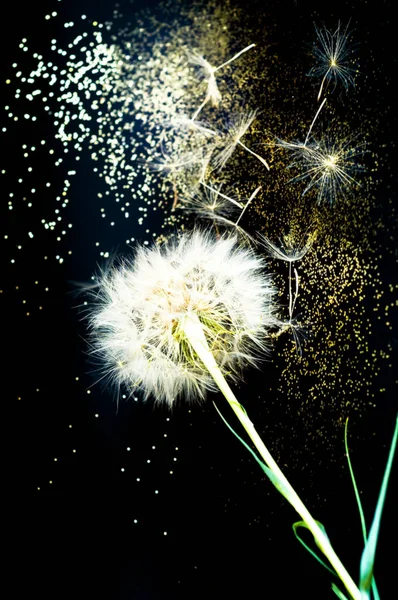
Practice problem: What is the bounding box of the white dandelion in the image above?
[83,230,369,600]
[86,229,278,407]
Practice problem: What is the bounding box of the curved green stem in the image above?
[181,312,361,600]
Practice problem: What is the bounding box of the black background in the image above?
[3,1,397,599]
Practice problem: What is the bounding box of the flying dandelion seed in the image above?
[182,182,242,222]
[146,142,216,209]
[188,53,222,114]
[202,184,261,243]
[308,21,357,101]
[200,181,242,209]
[213,110,270,170]
[146,148,205,175]
[282,134,366,204]
[188,43,255,120]
[259,234,313,263]
[166,114,218,139]
[260,234,312,355]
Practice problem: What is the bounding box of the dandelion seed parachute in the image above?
[276,133,365,204]
[308,21,356,100]
[86,230,279,407]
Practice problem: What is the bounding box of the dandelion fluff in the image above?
[87,230,278,406]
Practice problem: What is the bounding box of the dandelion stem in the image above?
[291,267,300,317]
[288,260,293,320]
[237,140,270,170]
[214,43,256,73]
[235,185,261,227]
[304,97,327,146]
[200,181,243,209]
[317,70,331,101]
[191,97,210,122]
[181,311,361,600]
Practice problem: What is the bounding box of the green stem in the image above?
[181,312,361,600]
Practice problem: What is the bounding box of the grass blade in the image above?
[345,419,380,599]
[345,418,367,540]
[359,414,398,595]
[212,401,291,500]
[293,520,336,576]
[331,583,350,599]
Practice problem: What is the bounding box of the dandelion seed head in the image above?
[87,230,278,407]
